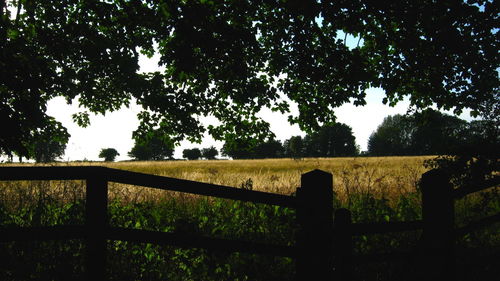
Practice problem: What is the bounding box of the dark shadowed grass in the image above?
[0,158,498,280]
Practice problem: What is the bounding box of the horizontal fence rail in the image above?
[0,226,295,258]
[0,165,301,281]
[0,166,296,208]
[1,166,499,281]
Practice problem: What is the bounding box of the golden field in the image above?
[0,156,433,206]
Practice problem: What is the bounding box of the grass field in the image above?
[1,156,498,281]
[0,156,431,206]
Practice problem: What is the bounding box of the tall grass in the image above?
[1,156,431,204]
[0,156,498,280]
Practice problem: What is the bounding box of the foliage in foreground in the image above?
[2,1,497,158]
[0,179,498,281]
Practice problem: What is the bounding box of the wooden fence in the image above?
[0,166,499,281]
[332,168,500,281]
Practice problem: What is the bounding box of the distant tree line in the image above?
[221,123,359,159]
[8,109,494,163]
[368,108,498,156]
[182,146,219,160]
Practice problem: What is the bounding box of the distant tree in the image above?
[425,117,499,196]
[285,136,304,159]
[221,137,256,159]
[221,137,284,159]
[411,109,468,155]
[128,130,175,160]
[368,109,469,156]
[201,146,219,160]
[462,120,499,148]
[99,148,120,162]
[183,148,202,160]
[4,1,496,161]
[253,138,284,159]
[307,123,357,157]
[28,118,70,163]
[128,144,151,161]
[368,115,414,156]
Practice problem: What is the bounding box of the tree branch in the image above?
[15,0,22,26]
[356,34,362,48]
[0,0,5,18]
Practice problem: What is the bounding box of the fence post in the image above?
[85,175,108,281]
[296,169,334,281]
[334,208,352,281]
[420,169,455,280]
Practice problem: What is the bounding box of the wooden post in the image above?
[296,169,334,281]
[334,208,352,281]
[85,175,108,281]
[420,169,455,280]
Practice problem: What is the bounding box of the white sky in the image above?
[41,34,404,161]
[45,46,477,161]
[40,32,474,161]
[0,9,482,162]
[45,89,421,161]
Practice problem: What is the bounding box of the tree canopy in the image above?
[303,123,358,157]
[28,118,69,162]
[201,146,218,160]
[128,129,175,160]
[222,123,357,159]
[367,109,484,156]
[1,1,498,158]
[183,148,201,160]
[99,148,119,162]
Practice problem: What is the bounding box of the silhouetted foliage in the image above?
[368,109,468,156]
[368,115,413,156]
[201,146,218,160]
[303,123,358,157]
[281,123,358,158]
[2,1,497,158]
[285,136,304,159]
[99,148,119,162]
[253,139,285,159]
[128,130,175,161]
[425,118,499,190]
[221,137,285,159]
[183,148,202,160]
[25,118,70,163]
[221,137,257,159]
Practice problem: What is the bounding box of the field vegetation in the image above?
[0,156,498,280]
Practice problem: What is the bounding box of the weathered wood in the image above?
[85,176,108,281]
[295,169,334,281]
[0,166,296,207]
[5,165,500,280]
[0,166,106,180]
[107,167,297,208]
[420,169,456,281]
[333,208,353,281]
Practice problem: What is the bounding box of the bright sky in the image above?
[45,47,477,161]
[44,88,413,161]
[41,33,475,162]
